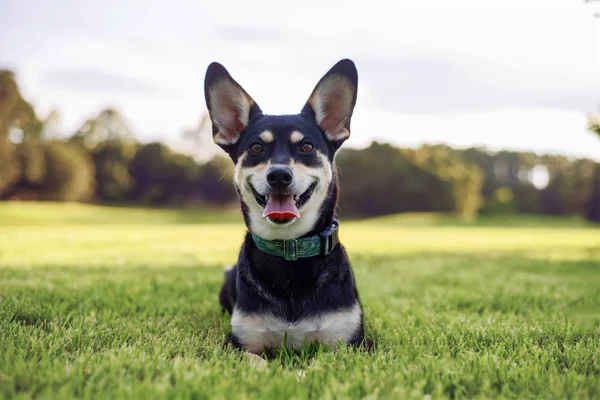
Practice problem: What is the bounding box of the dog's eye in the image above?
[300,143,314,153]
[250,143,263,154]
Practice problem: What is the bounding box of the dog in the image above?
[204,59,366,358]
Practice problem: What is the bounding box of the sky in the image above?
[1,0,600,160]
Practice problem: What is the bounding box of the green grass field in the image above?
[0,203,599,399]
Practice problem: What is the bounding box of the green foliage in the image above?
[0,70,40,195]
[5,142,47,200]
[17,141,46,185]
[16,101,44,142]
[541,156,597,216]
[586,165,600,222]
[6,141,96,202]
[462,147,598,218]
[195,155,236,204]
[129,142,198,204]
[587,113,600,138]
[66,108,138,202]
[0,70,44,197]
[0,207,598,399]
[401,144,483,219]
[39,142,95,202]
[0,140,20,197]
[585,113,600,222]
[92,142,137,202]
[69,108,136,151]
[484,186,516,214]
[336,142,455,217]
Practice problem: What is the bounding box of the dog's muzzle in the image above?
[249,177,318,224]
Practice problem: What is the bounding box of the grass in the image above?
[0,202,599,399]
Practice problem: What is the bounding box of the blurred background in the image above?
[1,0,600,222]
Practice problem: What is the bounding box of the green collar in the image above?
[251,220,340,261]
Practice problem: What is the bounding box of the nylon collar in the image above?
[251,219,340,261]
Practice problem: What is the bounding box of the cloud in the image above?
[357,55,600,114]
[215,26,287,42]
[2,0,598,161]
[42,69,159,94]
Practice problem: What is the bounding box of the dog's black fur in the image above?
[220,237,365,347]
[205,59,366,354]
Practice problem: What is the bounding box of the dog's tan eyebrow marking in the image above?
[290,131,304,144]
[259,130,274,143]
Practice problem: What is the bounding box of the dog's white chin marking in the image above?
[231,303,362,355]
[235,152,333,240]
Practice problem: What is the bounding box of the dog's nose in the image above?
[266,166,293,190]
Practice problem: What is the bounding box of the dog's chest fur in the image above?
[231,304,362,353]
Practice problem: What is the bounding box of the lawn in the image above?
[0,203,599,399]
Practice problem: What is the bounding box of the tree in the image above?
[195,155,236,204]
[586,112,600,221]
[460,147,597,217]
[589,113,600,137]
[0,70,42,196]
[40,109,62,140]
[336,142,456,217]
[68,108,138,202]
[92,143,138,202]
[401,144,483,219]
[129,142,200,204]
[69,108,136,151]
[587,168,600,222]
[40,142,95,202]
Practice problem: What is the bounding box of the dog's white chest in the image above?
[231,304,362,354]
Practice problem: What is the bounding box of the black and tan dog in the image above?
[204,59,366,358]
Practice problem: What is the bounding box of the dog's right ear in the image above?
[204,62,262,148]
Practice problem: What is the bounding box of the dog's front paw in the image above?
[244,352,268,371]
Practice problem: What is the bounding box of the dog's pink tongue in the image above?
[263,195,299,220]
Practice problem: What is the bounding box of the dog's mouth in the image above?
[249,182,318,224]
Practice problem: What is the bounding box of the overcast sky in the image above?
[1,0,600,160]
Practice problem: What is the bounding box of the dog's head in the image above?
[204,59,358,240]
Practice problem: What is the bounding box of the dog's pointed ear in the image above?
[302,59,358,147]
[204,62,262,147]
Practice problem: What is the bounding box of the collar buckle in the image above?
[283,238,299,261]
[319,219,339,256]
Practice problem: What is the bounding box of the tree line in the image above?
[1,69,599,221]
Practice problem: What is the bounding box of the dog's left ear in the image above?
[302,59,358,148]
